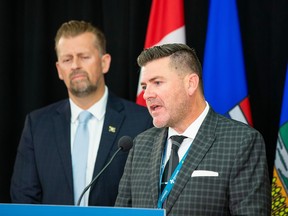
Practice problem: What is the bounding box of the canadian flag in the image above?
[136,0,186,106]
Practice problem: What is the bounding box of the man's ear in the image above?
[55,62,64,80]
[187,73,199,95]
[101,54,111,74]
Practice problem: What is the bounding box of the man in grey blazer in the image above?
[115,43,271,215]
[10,20,152,206]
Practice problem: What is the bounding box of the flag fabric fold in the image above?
[136,0,186,106]
[272,65,288,215]
[203,0,252,126]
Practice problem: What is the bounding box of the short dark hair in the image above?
[137,43,203,89]
[55,20,106,56]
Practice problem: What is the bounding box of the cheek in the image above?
[89,71,102,84]
[160,93,177,117]
[56,65,68,81]
[58,71,71,86]
[167,88,181,103]
[168,88,187,111]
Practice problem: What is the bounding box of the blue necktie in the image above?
[72,111,92,205]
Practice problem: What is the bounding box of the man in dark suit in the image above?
[10,20,152,206]
[115,43,271,215]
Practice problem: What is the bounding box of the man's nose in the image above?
[143,85,155,101]
[71,57,81,69]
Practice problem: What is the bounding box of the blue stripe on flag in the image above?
[203,0,248,115]
[280,65,288,126]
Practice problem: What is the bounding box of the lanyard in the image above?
[157,145,191,208]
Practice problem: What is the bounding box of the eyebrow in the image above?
[140,76,164,86]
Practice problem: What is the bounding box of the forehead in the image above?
[142,57,172,76]
[57,32,97,56]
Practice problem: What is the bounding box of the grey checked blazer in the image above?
[115,108,271,215]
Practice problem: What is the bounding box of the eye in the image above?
[141,85,147,90]
[81,56,90,60]
[62,58,71,63]
[154,81,161,86]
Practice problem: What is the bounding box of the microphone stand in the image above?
[76,147,122,206]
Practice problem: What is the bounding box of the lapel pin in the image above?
[108,126,116,133]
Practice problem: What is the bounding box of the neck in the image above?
[69,87,106,110]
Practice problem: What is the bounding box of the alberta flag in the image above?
[203,0,253,126]
[272,65,288,215]
[136,0,186,106]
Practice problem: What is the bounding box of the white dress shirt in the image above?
[165,102,210,165]
[70,86,108,206]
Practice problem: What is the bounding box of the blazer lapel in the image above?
[92,93,125,178]
[165,108,218,213]
[53,100,74,192]
[150,129,168,207]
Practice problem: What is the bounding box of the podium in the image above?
[0,204,165,216]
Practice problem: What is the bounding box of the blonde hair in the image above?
[54,20,106,56]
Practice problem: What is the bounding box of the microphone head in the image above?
[118,136,133,152]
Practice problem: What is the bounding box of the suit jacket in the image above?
[10,91,153,206]
[115,108,271,215]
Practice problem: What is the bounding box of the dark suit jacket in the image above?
[115,108,271,215]
[10,92,153,206]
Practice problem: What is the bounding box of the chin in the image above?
[153,120,167,128]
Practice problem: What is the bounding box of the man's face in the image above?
[56,32,110,98]
[140,57,191,129]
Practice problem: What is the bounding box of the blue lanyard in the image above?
[157,145,191,208]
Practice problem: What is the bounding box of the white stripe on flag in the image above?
[229,105,248,124]
[155,26,186,46]
[136,0,186,106]
[136,26,185,96]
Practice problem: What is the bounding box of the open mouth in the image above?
[150,104,162,112]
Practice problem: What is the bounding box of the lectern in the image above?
[0,204,165,216]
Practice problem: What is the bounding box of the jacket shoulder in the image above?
[108,92,150,116]
[27,99,69,118]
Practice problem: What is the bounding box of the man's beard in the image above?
[69,70,97,97]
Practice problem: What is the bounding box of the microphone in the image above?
[76,136,133,206]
